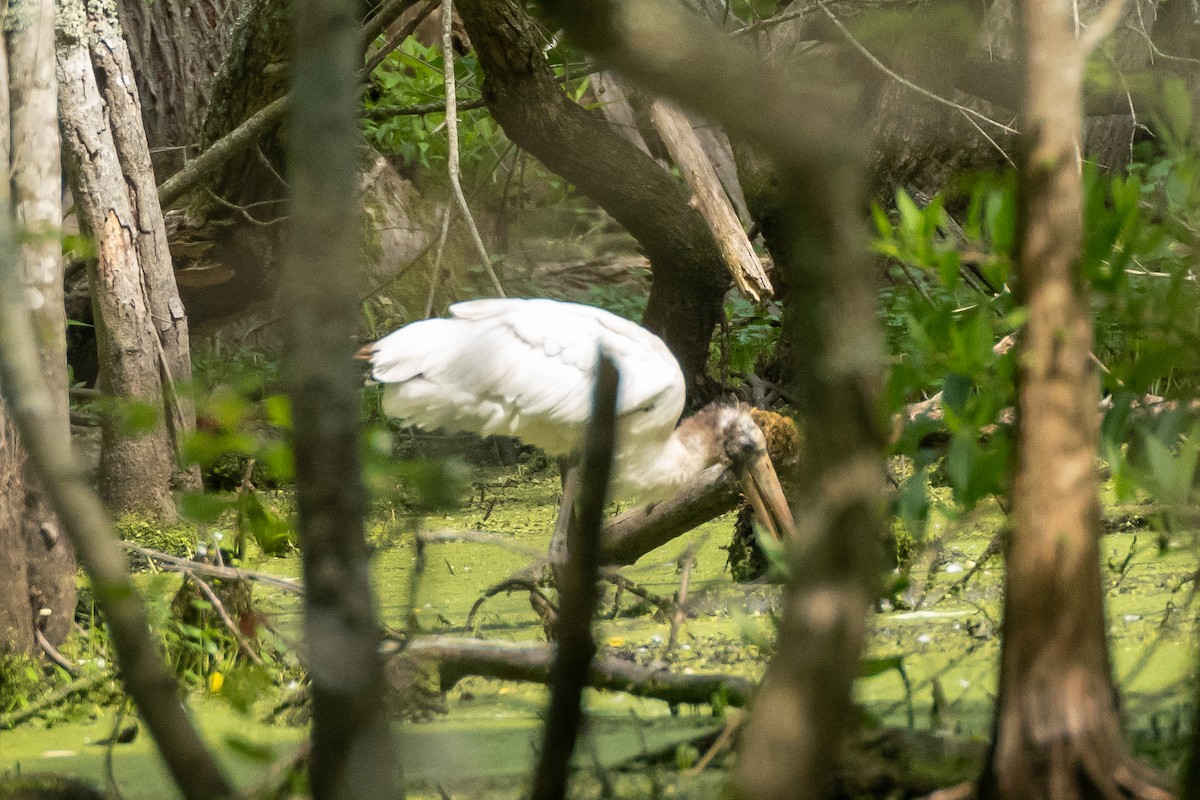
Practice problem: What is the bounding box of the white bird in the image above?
[359,298,795,540]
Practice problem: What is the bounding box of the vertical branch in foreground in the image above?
[978,1,1167,798]
[283,0,396,792]
[530,354,618,800]
[533,3,885,797]
[732,154,883,800]
[0,207,232,800]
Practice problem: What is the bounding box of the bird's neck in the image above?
[612,410,722,501]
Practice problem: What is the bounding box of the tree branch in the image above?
[403,636,755,707]
[531,353,618,800]
[0,205,233,799]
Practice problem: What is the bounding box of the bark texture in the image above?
[199,0,290,209]
[978,1,1167,798]
[0,406,34,653]
[87,0,198,472]
[1,0,77,654]
[284,0,397,790]
[116,0,242,176]
[57,0,180,519]
[455,0,731,398]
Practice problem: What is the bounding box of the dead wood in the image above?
[402,635,755,707]
[649,98,772,300]
[120,542,304,595]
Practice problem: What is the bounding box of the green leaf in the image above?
[860,655,904,678]
[1160,77,1193,144]
[179,492,234,524]
[236,489,293,556]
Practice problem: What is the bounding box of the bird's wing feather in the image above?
[367,298,684,455]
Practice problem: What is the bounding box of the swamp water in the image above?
[2,467,1196,797]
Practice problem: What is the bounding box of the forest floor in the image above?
[1,462,1196,798]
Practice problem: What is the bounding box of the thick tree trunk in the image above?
[455,0,731,397]
[57,0,180,520]
[199,0,291,209]
[0,406,34,654]
[0,0,77,654]
[87,0,198,478]
[284,0,397,791]
[116,0,242,176]
[977,2,1167,798]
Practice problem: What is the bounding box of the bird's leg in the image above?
[549,458,581,572]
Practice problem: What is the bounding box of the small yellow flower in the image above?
[209,671,224,693]
[606,637,625,648]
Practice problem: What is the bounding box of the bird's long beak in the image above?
[737,451,797,541]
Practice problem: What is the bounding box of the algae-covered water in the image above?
[2,465,1197,796]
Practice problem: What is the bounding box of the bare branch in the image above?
[441,0,505,297]
[402,636,755,707]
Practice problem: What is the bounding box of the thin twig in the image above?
[121,541,304,595]
[0,671,111,729]
[687,709,744,775]
[36,628,81,676]
[441,0,505,297]
[245,739,312,799]
[179,567,265,666]
[731,6,815,36]
[424,205,454,317]
[363,0,437,75]
[203,189,288,226]
[818,3,1018,135]
[418,528,544,558]
[364,97,487,119]
[666,546,696,653]
[960,109,1016,167]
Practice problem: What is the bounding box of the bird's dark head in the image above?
[716,406,770,468]
[686,403,797,541]
[683,404,767,468]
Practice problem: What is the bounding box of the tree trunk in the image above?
[455,0,731,398]
[977,1,1167,798]
[0,217,235,800]
[57,0,180,520]
[116,0,242,177]
[87,0,199,481]
[199,0,291,209]
[283,0,398,791]
[0,406,34,654]
[0,0,77,655]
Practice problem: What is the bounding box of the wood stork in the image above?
[359,298,796,541]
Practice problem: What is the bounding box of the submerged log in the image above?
[400,636,755,707]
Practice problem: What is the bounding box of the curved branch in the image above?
[0,216,233,798]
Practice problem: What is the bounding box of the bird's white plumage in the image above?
[365,299,688,497]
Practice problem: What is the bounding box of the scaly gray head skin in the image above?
[676,404,797,541]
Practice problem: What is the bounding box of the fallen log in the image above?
[600,465,741,565]
[401,635,755,707]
